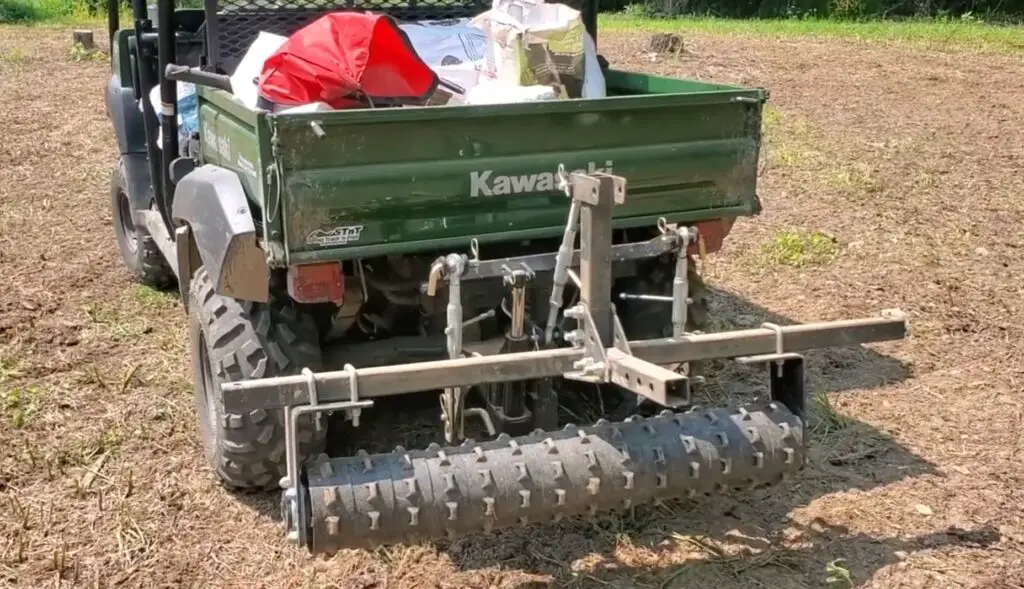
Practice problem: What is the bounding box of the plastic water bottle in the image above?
[177,82,199,137]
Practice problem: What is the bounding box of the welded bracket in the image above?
[279,364,374,549]
[605,348,691,407]
[557,169,690,407]
[736,322,806,419]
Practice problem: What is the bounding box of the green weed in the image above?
[760,229,839,267]
[0,46,29,62]
[4,386,42,428]
[70,41,106,62]
[825,558,854,586]
[129,284,177,310]
[811,390,850,436]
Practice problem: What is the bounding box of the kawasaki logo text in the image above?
[470,161,614,197]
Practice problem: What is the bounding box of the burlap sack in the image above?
[471,0,586,99]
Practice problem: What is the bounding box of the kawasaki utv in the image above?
[103,0,908,553]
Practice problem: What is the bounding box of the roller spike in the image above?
[544,438,558,454]
[357,449,373,472]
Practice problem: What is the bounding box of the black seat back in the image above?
[202,0,596,75]
[206,0,490,74]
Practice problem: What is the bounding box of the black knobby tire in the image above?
[188,266,328,490]
[109,157,176,289]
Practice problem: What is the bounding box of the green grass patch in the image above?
[129,284,178,311]
[760,106,824,169]
[4,385,43,428]
[0,356,24,384]
[760,229,840,267]
[600,14,1024,52]
[1,0,131,25]
[0,46,30,62]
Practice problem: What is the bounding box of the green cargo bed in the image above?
[196,69,766,264]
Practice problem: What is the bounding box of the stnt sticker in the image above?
[306,226,364,247]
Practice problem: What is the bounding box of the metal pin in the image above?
[408,506,420,526]
[325,515,340,536]
[519,489,531,508]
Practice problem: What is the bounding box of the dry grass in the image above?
[2,23,1024,589]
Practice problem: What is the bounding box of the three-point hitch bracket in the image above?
[553,168,695,409]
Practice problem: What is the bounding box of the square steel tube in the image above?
[220,311,907,414]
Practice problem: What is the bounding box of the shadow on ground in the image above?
[698,284,913,399]
[232,287,926,588]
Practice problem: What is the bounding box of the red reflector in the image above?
[287,263,345,304]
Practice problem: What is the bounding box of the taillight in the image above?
[286,262,345,304]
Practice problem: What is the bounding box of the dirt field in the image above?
[2,23,1024,589]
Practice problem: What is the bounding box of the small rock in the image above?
[975,247,989,256]
[915,504,934,516]
[893,550,908,561]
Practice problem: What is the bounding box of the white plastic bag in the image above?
[398,18,489,97]
[581,29,605,99]
[230,31,288,110]
[398,18,488,69]
[278,102,335,114]
[143,82,198,149]
[464,79,558,105]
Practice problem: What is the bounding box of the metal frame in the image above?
[223,315,906,413]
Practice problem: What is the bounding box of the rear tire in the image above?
[188,266,328,490]
[110,158,176,289]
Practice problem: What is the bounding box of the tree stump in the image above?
[73,30,95,52]
[648,33,683,55]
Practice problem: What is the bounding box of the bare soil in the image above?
[2,26,1024,589]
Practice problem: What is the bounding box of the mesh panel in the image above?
[209,0,493,73]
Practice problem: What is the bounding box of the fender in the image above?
[172,165,269,303]
[105,74,153,214]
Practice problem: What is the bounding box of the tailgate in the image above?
[269,70,766,261]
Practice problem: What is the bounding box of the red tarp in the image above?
[257,12,439,110]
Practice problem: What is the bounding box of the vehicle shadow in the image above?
[694,283,913,401]
[234,286,927,587]
[448,517,999,588]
